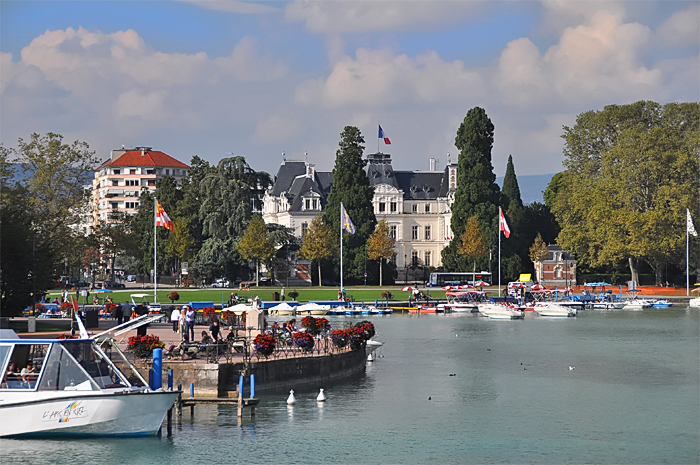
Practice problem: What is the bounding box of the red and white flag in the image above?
[499,207,510,238]
[156,200,174,231]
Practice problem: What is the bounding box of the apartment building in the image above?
[92,147,189,225]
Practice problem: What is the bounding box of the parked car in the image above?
[211,278,230,288]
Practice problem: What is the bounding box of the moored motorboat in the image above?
[0,326,178,437]
[534,302,576,317]
[478,304,524,319]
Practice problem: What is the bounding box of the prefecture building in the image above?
[262,152,459,284]
[92,147,189,226]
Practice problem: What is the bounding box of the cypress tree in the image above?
[323,126,376,282]
[501,155,522,209]
[442,107,500,271]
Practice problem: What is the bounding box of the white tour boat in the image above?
[0,318,178,438]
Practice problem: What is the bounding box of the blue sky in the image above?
[1,1,698,177]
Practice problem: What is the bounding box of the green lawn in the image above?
[46,286,449,305]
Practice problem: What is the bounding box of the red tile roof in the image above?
[99,150,189,169]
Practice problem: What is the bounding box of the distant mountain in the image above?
[496,173,555,205]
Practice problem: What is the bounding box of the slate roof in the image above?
[99,150,189,169]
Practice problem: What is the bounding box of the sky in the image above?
[1,0,698,178]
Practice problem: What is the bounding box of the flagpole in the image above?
[340,203,344,292]
[498,207,502,297]
[154,197,157,303]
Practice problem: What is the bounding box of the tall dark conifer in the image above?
[323,126,376,281]
[442,107,500,271]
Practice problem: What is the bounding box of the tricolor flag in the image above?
[156,200,174,231]
[378,125,391,145]
[499,207,510,239]
[341,203,356,234]
[688,209,698,237]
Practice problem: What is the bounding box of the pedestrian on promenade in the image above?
[171,307,181,332]
[184,306,196,342]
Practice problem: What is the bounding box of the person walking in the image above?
[184,306,196,342]
[171,307,181,333]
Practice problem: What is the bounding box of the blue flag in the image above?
[341,203,356,234]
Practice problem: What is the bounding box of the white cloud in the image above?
[285,0,484,34]
[296,48,485,108]
[656,3,700,47]
[213,37,288,82]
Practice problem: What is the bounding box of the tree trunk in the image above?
[255,259,259,286]
[628,257,639,285]
[379,259,383,287]
[318,261,322,287]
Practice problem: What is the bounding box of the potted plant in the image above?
[330,329,349,348]
[292,331,314,351]
[253,333,276,357]
[127,334,165,358]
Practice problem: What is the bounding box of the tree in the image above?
[529,233,549,282]
[194,157,271,281]
[299,215,336,286]
[553,101,700,285]
[166,217,195,275]
[501,155,523,209]
[442,107,501,271]
[238,214,275,286]
[1,134,97,315]
[323,126,376,282]
[457,216,488,281]
[367,218,396,286]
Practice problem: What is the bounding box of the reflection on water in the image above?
[2,308,698,464]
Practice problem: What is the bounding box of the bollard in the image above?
[153,348,163,390]
[168,369,173,391]
[250,374,255,398]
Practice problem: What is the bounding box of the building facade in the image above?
[92,147,189,226]
[262,152,458,273]
[533,244,577,288]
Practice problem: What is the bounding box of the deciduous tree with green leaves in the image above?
[238,214,275,286]
[299,215,336,286]
[367,218,396,286]
[457,216,488,282]
[323,126,376,282]
[552,101,700,285]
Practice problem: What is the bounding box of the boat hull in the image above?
[0,390,179,438]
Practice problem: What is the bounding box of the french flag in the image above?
[378,125,391,145]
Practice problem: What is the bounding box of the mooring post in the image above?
[190,382,195,416]
[237,375,244,418]
[153,348,163,390]
[176,384,182,416]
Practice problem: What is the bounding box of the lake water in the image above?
[2,307,698,464]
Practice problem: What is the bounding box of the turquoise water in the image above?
[2,308,698,464]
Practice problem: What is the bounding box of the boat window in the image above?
[37,343,98,391]
[1,343,49,390]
